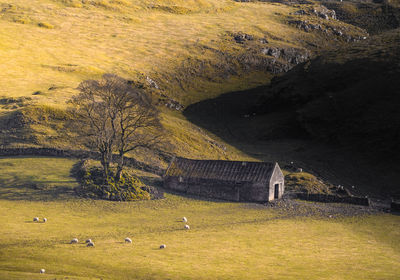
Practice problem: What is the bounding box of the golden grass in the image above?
[0,0,299,157]
[0,157,399,279]
[0,0,368,159]
[0,0,302,105]
[0,0,299,158]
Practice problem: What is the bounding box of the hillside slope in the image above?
[259,28,400,160]
[0,0,369,166]
[322,0,400,34]
[184,28,400,197]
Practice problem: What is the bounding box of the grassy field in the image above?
[0,157,399,279]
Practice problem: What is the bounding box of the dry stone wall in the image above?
[296,193,370,206]
[0,147,163,175]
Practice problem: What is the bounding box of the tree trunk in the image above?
[115,153,124,181]
[101,153,110,180]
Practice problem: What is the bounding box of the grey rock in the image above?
[146,76,159,89]
[233,33,254,44]
[293,10,308,15]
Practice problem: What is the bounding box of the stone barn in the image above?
[163,157,284,202]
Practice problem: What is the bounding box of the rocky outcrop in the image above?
[288,19,368,42]
[164,98,184,111]
[261,47,310,65]
[156,92,184,111]
[230,32,311,73]
[288,20,322,32]
[238,46,310,74]
[312,5,336,20]
[146,76,159,89]
[233,32,254,43]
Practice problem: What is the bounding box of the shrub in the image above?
[74,160,162,201]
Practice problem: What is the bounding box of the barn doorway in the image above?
[274,184,279,199]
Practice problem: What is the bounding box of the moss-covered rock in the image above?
[74,160,161,201]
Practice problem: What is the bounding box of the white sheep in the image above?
[33,217,39,222]
[87,242,95,247]
[70,238,79,244]
[159,244,166,249]
[40,269,45,274]
[125,237,132,243]
[182,217,187,222]
[85,239,92,243]
[184,224,190,230]
[43,218,47,223]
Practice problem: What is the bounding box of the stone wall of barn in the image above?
[164,176,241,201]
[240,182,270,202]
[186,182,240,201]
[163,176,273,202]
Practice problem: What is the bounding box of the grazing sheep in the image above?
[184,224,190,230]
[33,217,39,222]
[159,244,166,249]
[40,269,45,274]
[182,217,187,222]
[125,237,132,243]
[70,238,79,244]
[85,239,92,243]
[43,218,47,223]
[87,242,95,247]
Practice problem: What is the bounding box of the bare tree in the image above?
[70,74,163,180]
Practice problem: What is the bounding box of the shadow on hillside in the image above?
[183,86,399,198]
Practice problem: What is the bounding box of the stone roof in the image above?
[164,157,277,183]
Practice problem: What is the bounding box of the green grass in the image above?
[0,156,78,200]
[0,157,399,279]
